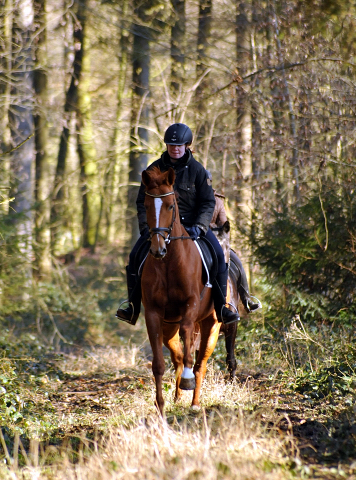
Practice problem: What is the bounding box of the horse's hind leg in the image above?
[224,322,237,380]
[225,276,239,380]
[163,324,183,402]
[192,315,220,409]
[145,313,165,414]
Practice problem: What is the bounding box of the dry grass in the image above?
[59,343,147,376]
[0,345,297,480]
[1,411,292,480]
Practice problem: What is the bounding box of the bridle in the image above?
[145,190,176,244]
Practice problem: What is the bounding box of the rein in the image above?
[145,189,193,243]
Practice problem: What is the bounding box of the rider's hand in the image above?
[186,226,202,240]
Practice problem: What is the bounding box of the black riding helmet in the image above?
[164,123,193,145]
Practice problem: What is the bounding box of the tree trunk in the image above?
[0,0,13,214]
[195,0,212,156]
[34,0,51,278]
[128,0,152,247]
[236,2,252,221]
[170,0,185,96]
[236,1,252,287]
[270,3,299,202]
[196,0,212,97]
[9,0,35,285]
[266,7,284,203]
[100,0,130,246]
[51,0,83,252]
[76,0,98,250]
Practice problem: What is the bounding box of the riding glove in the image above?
[185,226,203,240]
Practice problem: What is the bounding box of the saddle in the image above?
[133,236,218,285]
[229,249,242,287]
[194,237,218,287]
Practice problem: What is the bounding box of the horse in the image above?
[140,166,221,414]
[211,220,239,380]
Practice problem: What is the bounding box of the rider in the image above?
[208,170,261,314]
[116,123,240,326]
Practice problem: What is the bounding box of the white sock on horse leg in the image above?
[181,367,195,379]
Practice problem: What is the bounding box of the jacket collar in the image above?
[161,149,192,171]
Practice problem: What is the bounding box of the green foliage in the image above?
[292,363,356,400]
[0,333,63,437]
[0,213,34,311]
[254,177,356,321]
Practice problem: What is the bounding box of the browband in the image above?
[145,191,175,198]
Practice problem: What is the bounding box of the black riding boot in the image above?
[213,266,240,325]
[229,250,261,314]
[238,286,261,313]
[116,266,141,325]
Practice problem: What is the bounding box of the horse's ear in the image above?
[142,169,150,187]
[223,220,230,233]
[166,167,175,186]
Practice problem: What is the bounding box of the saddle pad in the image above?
[133,236,219,283]
[196,236,218,284]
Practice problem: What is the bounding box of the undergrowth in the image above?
[1,254,356,478]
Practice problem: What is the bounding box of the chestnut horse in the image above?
[141,166,220,414]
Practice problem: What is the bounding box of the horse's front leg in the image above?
[192,314,220,408]
[145,312,165,414]
[163,324,183,402]
[179,316,196,391]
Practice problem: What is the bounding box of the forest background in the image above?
[1,0,356,478]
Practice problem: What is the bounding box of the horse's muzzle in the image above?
[150,247,167,259]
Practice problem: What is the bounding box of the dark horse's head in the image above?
[142,167,176,259]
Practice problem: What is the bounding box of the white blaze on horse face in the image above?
[154,197,163,229]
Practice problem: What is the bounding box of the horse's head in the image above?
[142,167,176,259]
[212,220,230,264]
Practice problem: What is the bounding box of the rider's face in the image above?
[166,144,186,161]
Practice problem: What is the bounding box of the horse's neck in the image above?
[170,221,191,254]
[172,217,187,237]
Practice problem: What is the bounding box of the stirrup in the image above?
[245,295,262,313]
[116,299,137,325]
[220,302,240,325]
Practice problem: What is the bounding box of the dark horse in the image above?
[141,166,221,414]
[212,220,239,379]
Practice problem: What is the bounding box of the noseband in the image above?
[145,190,176,244]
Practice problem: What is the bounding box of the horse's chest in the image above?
[142,256,201,307]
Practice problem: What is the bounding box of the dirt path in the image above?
[48,358,356,472]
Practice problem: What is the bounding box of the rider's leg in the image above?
[116,232,148,325]
[205,230,240,325]
[230,250,261,313]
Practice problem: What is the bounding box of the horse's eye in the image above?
[168,204,173,211]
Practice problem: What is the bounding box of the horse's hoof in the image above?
[179,377,196,390]
[190,405,200,412]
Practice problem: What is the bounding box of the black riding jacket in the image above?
[136,150,215,234]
